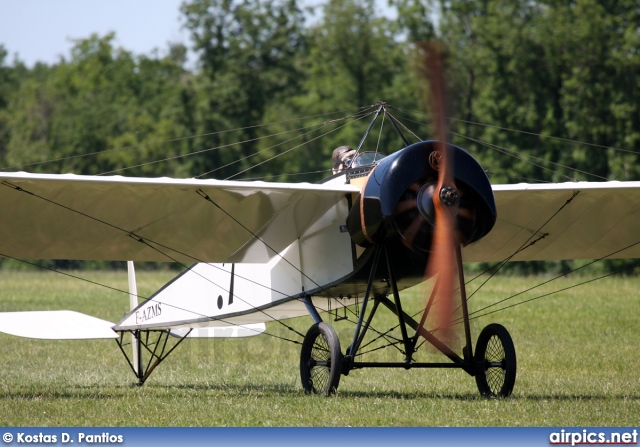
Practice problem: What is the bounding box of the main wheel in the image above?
[300,322,342,395]
[474,323,516,397]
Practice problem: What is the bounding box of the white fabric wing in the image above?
[0,172,358,263]
[463,181,640,262]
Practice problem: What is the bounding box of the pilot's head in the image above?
[332,145,356,174]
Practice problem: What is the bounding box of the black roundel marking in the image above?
[217,295,223,309]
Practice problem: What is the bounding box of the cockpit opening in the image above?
[332,146,386,174]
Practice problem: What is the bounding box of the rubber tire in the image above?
[474,323,516,397]
[300,322,342,395]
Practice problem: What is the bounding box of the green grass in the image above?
[0,270,638,426]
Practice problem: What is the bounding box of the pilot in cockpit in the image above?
[332,146,386,174]
[332,146,357,174]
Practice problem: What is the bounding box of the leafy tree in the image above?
[286,0,422,177]
[436,0,640,273]
[1,0,640,276]
[389,0,436,42]
[181,0,308,180]
[435,0,639,184]
[0,47,27,166]
[301,0,402,109]
[3,34,196,177]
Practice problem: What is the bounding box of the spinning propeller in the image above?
[418,42,458,339]
[345,46,496,343]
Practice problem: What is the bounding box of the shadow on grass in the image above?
[145,382,479,400]
[0,382,300,400]
[4,381,637,403]
[0,384,141,400]
[335,390,640,401]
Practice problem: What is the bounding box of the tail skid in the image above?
[116,322,266,385]
[116,329,189,385]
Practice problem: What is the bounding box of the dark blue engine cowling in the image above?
[346,141,496,251]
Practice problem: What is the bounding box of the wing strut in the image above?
[347,103,385,168]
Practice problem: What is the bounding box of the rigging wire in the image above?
[97,108,375,177]
[3,102,638,361]
[195,107,376,179]
[373,112,386,157]
[0,106,371,173]
[225,110,376,180]
[452,118,640,157]
[388,112,595,183]
[463,191,578,301]
[466,268,630,323]
[452,132,608,182]
[457,237,640,324]
[238,168,334,182]
[389,105,640,156]
[97,119,341,176]
[485,171,553,184]
[383,109,423,143]
[389,105,632,183]
[0,107,393,349]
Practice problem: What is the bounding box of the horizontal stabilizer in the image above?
[170,323,266,338]
[0,311,117,340]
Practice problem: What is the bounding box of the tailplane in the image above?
[0,310,117,340]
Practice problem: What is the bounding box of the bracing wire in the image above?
[388,105,635,183]
[455,237,640,325]
[0,178,311,340]
[0,106,394,349]
[0,106,370,173]
[225,110,376,180]
[3,101,638,359]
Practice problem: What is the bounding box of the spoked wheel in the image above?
[474,323,516,397]
[300,322,342,395]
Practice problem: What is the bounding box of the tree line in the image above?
[0,0,638,273]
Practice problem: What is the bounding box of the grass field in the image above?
[0,269,638,426]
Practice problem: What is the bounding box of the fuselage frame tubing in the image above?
[343,244,476,376]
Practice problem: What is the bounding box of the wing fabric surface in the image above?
[117,180,640,332]
[463,181,640,262]
[0,172,358,263]
[4,173,640,332]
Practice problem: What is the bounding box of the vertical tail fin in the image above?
[127,261,140,376]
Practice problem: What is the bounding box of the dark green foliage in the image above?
[438,0,640,184]
[0,0,639,273]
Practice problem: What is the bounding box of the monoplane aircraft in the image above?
[0,100,639,398]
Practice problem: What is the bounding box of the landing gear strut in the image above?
[299,243,517,397]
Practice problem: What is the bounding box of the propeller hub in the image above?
[439,186,460,207]
[416,184,460,224]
